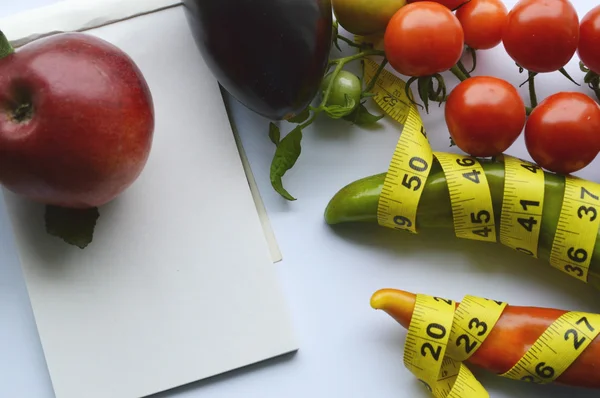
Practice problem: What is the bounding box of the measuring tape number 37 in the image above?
[361,56,600,284]
[358,51,600,396]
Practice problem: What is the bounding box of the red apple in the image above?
[0,31,154,209]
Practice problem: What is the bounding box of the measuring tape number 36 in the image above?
[361,55,600,284]
[358,48,600,397]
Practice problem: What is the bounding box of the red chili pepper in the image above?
[371,289,600,389]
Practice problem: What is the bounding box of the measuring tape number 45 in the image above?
[359,52,600,396]
[361,56,600,285]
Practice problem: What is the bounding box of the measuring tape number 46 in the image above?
[358,50,600,397]
[361,56,600,285]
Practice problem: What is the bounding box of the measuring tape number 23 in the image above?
[406,292,600,398]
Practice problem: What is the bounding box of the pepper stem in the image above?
[0,30,14,60]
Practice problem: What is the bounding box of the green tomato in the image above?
[333,0,407,36]
[321,70,362,109]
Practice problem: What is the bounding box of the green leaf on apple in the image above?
[45,205,100,249]
[268,122,280,146]
[270,125,302,201]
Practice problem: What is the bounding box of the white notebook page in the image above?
[1,5,298,398]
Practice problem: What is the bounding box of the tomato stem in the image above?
[336,34,364,49]
[456,61,471,79]
[527,71,538,108]
[558,67,581,86]
[417,77,432,113]
[328,49,386,67]
[318,50,387,121]
[429,74,447,103]
[590,82,600,103]
[299,112,318,130]
[364,59,388,93]
[404,77,424,111]
[449,65,469,82]
[465,47,477,74]
[582,68,600,102]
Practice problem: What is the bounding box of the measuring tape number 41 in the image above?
[361,56,600,284]
[358,50,600,397]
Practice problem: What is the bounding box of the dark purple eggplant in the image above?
[182,0,333,121]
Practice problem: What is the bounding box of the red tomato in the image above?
[502,0,579,73]
[384,2,464,77]
[578,5,600,75]
[456,0,508,50]
[445,76,526,157]
[408,0,467,10]
[524,92,600,174]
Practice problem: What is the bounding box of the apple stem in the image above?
[0,30,15,60]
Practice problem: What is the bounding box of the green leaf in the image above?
[270,126,303,201]
[323,95,357,119]
[45,205,100,249]
[287,107,310,124]
[268,122,280,146]
[343,103,384,126]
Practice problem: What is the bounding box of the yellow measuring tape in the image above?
[499,155,545,257]
[357,46,600,396]
[549,176,600,282]
[361,55,600,280]
[406,292,600,397]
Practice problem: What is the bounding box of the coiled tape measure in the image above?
[359,52,600,396]
[405,292,600,398]
[361,56,600,282]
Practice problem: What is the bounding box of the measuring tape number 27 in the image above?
[406,292,600,398]
[360,53,600,396]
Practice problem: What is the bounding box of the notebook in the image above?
[0,2,297,398]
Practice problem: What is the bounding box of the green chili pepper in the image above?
[324,157,600,291]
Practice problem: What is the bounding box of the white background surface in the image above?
[1,5,297,398]
[2,1,600,398]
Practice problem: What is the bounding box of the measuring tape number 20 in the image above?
[406,292,600,398]
[358,49,600,397]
